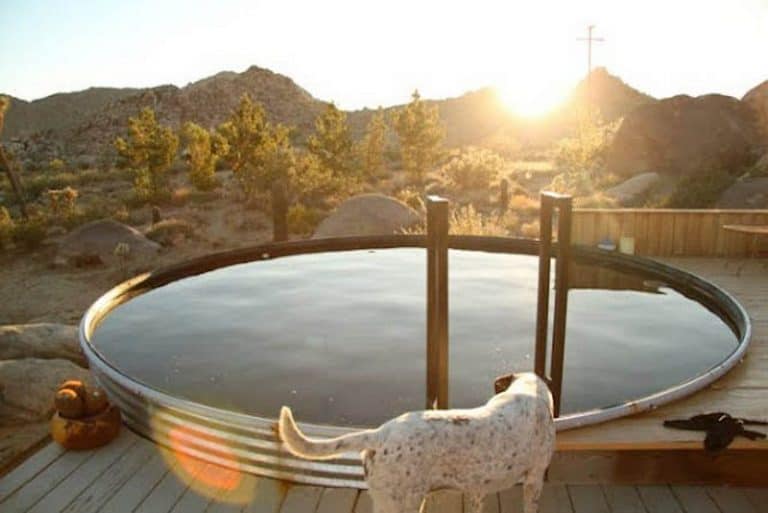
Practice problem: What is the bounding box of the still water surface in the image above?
[93,249,737,427]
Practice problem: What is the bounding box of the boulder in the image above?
[716,177,768,209]
[0,324,86,367]
[56,219,160,266]
[605,172,660,205]
[313,194,421,238]
[606,94,761,178]
[743,80,768,144]
[0,358,92,425]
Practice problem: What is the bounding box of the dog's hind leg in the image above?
[464,492,485,513]
[522,467,547,513]
[370,488,424,513]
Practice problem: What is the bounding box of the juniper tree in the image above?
[359,108,387,178]
[114,108,179,201]
[307,103,357,188]
[392,90,445,185]
[182,122,227,191]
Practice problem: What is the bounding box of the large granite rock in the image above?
[606,94,761,177]
[605,172,660,205]
[743,80,768,144]
[56,219,160,266]
[0,358,92,424]
[716,177,768,209]
[313,194,421,238]
[0,324,85,367]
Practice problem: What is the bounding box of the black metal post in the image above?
[426,196,449,410]
[535,194,553,380]
[272,180,288,242]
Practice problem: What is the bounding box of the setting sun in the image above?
[495,80,570,118]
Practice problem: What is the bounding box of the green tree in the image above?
[359,108,387,178]
[182,122,227,191]
[114,108,179,201]
[217,94,269,175]
[308,103,357,186]
[392,90,445,185]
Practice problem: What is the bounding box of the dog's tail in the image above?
[278,406,378,460]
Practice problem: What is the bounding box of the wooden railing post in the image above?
[550,195,572,417]
[426,196,449,410]
[534,191,572,417]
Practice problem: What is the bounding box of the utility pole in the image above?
[577,25,604,106]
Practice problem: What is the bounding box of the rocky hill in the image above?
[2,87,139,140]
[1,65,656,165]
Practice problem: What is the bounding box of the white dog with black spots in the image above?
[278,372,555,513]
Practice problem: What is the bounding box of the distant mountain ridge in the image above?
[1,65,656,163]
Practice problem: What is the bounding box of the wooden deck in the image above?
[1,257,767,512]
[1,428,766,513]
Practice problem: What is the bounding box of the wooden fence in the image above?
[571,209,768,257]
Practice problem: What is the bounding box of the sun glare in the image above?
[495,80,570,119]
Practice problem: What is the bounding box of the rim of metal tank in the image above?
[78,235,752,488]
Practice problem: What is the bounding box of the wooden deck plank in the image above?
[499,485,523,513]
[539,483,574,513]
[744,488,768,513]
[62,436,156,513]
[315,487,358,513]
[637,485,684,513]
[602,485,645,513]
[0,441,64,502]
[27,431,137,513]
[353,490,373,513]
[169,461,227,513]
[279,485,323,513]
[204,472,260,513]
[707,486,759,513]
[133,449,207,513]
[99,445,176,513]
[241,477,286,513]
[671,485,720,513]
[0,443,95,512]
[568,485,609,513]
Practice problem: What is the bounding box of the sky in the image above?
[1,0,767,115]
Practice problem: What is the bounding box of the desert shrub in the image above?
[574,192,619,208]
[662,169,735,208]
[26,172,78,198]
[449,204,518,236]
[395,187,425,212]
[0,206,14,249]
[287,204,325,235]
[552,108,619,195]
[145,218,195,246]
[46,186,79,224]
[48,158,66,173]
[441,147,504,190]
[519,220,540,238]
[508,194,539,215]
[12,215,47,250]
[169,186,191,207]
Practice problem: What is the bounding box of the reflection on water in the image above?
[93,249,737,427]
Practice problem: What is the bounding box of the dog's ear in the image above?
[494,373,517,394]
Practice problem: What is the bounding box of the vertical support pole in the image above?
[550,196,572,417]
[534,192,572,418]
[272,180,288,243]
[534,194,553,380]
[426,196,449,410]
